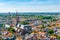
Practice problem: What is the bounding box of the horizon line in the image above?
[0,11,60,13]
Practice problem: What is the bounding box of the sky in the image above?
[0,0,60,12]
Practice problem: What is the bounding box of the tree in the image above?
[8,28,15,34]
[41,24,46,28]
[48,30,54,34]
[57,36,60,40]
[20,21,29,25]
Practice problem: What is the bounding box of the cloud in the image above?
[0,0,60,12]
[0,5,60,12]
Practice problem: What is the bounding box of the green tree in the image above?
[57,36,60,40]
[48,30,54,34]
[20,21,29,25]
[8,28,15,34]
[41,24,46,28]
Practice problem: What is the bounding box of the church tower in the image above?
[16,11,20,26]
